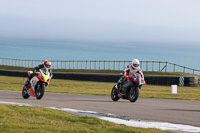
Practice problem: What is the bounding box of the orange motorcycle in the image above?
[22,68,52,99]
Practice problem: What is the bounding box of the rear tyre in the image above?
[111,85,120,101]
[36,84,45,100]
[129,87,139,102]
[22,86,30,99]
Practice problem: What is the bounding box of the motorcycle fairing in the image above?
[38,69,50,82]
[27,86,36,97]
[30,77,39,92]
[27,71,33,76]
[29,69,51,96]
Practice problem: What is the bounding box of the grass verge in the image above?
[0,75,200,100]
[0,104,174,133]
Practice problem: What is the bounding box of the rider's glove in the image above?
[32,73,37,76]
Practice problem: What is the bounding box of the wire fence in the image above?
[0,58,200,75]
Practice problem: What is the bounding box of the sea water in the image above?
[0,37,199,71]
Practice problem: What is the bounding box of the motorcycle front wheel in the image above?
[111,85,120,101]
[36,83,45,100]
[22,86,30,99]
[128,86,140,102]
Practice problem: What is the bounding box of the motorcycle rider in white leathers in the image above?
[116,59,146,90]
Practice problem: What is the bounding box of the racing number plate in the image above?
[30,78,39,88]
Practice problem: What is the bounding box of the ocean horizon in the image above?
[0,37,199,71]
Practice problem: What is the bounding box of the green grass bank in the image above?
[0,104,174,133]
[0,75,199,100]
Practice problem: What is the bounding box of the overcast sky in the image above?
[0,0,200,45]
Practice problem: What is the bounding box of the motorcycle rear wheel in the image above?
[36,84,45,100]
[22,86,30,99]
[128,87,139,102]
[111,85,120,101]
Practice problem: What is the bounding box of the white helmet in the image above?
[132,59,140,68]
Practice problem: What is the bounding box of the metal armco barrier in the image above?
[0,69,198,87]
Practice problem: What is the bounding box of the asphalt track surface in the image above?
[0,90,200,127]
